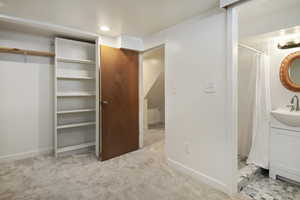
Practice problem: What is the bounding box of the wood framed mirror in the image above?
[280,51,300,92]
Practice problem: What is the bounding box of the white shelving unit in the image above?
[57,142,95,153]
[57,75,95,80]
[57,92,96,97]
[57,108,96,114]
[57,57,95,65]
[57,122,96,129]
[54,37,98,157]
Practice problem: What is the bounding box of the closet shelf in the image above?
[57,121,96,129]
[57,92,96,97]
[0,47,55,57]
[57,142,95,153]
[57,75,95,80]
[57,108,96,114]
[56,57,95,64]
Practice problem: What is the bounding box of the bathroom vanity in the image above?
[268,50,300,183]
[270,109,300,183]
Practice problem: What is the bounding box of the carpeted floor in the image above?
[143,127,165,147]
[0,128,247,200]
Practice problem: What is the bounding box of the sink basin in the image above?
[271,108,300,127]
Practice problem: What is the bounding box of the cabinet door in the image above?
[270,128,300,177]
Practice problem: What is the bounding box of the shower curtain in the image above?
[238,48,256,159]
[247,53,271,169]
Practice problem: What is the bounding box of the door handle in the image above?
[100,100,109,105]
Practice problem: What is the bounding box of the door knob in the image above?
[100,100,109,105]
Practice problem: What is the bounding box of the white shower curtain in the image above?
[238,48,256,159]
[247,53,271,169]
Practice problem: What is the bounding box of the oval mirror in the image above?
[289,58,300,85]
[280,51,300,92]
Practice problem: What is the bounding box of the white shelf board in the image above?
[57,108,96,114]
[57,57,95,64]
[57,142,95,153]
[57,121,96,129]
[57,92,96,97]
[57,76,95,80]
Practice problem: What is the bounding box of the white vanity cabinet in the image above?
[270,116,300,182]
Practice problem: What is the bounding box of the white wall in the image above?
[220,0,244,8]
[101,35,144,50]
[143,9,234,193]
[100,35,120,48]
[0,30,54,160]
[239,1,300,39]
[269,41,300,110]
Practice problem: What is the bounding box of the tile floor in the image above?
[240,171,300,200]
[238,156,247,170]
[238,158,260,192]
[238,157,300,200]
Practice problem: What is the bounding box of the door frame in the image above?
[227,1,258,194]
[139,44,166,148]
[228,0,269,194]
[96,37,101,158]
[226,6,238,194]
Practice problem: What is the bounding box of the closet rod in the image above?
[0,47,55,57]
[238,43,264,54]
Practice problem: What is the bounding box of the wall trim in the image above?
[139,52,144,148]
[167,158,231,194]
[0,148,53,163]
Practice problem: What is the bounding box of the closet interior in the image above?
[54,38,98,157]
[0,24,100,158]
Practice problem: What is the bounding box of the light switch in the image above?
[204,82,216,94]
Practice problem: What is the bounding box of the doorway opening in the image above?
[142,46,165,147]
[235,0,300,198]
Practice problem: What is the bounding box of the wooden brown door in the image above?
[100,46,139,161]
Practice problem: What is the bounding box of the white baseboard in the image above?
[0,148,53,163]
[167,158,231,195]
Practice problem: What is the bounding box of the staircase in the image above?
[144,70,165,127]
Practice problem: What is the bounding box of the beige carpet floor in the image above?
[143,127,165,147]
[0,129,248,200]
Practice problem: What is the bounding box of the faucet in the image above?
[288,95,300,111]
